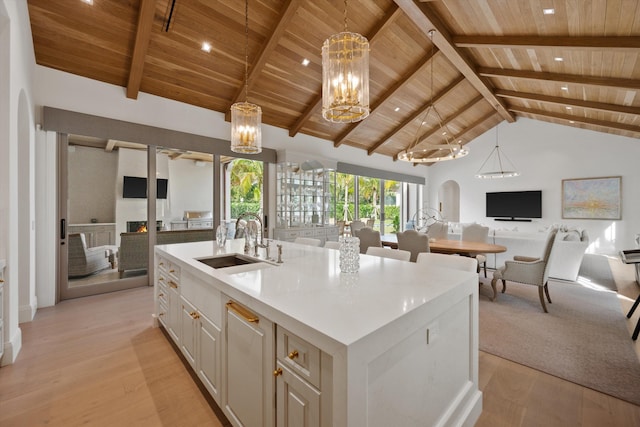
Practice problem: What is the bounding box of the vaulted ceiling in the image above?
[27,0,640,163]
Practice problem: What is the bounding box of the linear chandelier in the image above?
[230,0,262,154]
[475,123,520,179]
[321,0,370,123]
[398,30,468,164]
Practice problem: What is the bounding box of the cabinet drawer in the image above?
[277,326,321,389]
[158,301,168,327]
[157,281,168,305]
[158,256,181,280]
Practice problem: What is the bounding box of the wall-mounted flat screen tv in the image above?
[123,176,168,199]
[486,190,541,219]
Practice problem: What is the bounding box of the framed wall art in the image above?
[562,176,621,220]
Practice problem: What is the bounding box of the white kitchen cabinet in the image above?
[223,298,275,427]
[197,312,222,402]
[179,294,222,403]
[275,326,327,427]
[156,256,180,344]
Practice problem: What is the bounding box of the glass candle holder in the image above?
[339,236,360,274]
[216,222,227,247]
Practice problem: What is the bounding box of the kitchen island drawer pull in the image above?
[226,301,259,323]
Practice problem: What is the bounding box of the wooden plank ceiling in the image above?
[27,0,640,164]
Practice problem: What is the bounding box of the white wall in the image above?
[428,118,640,255]
[167,158,214,221]
[1,0,38,364]
[68,145,118,224]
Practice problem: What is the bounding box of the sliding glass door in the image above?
[59,135,149,300]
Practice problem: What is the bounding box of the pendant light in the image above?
[397,30,468,163]
[321,0,370,123]
[230,0,262,154]
[475,123,520,179]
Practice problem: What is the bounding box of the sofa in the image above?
[491,229,589,281]
[118,228,214,275]
[448,224,590,282]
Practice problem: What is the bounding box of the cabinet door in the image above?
[224,300,274,427]
[167,281,180,344]
[180,296,198,368]
[198,312,221,403]
[276,362,320,427]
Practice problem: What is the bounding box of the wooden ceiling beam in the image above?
[478,67,640,91]
[334,48,439,148]
[454,35,640,50]
[496,89,640,116]
[367,75,465,155]
[126,0,157,100]
[509,106,640,135]
[289,4,402,137]
[225,0,302,121]
[393,0,515,123]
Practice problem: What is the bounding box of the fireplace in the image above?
[127,220,163,233]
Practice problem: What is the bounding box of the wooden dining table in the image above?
[381,235,507,256]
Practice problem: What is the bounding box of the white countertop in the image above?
[156,239,476,349]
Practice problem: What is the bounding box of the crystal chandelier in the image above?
[397,30,468,163]
[230,0,262,154]
[321,0,370,123]
[475,123,520,179]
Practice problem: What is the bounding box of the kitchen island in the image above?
[154,239,482,427]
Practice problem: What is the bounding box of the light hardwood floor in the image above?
[1,263,639,426]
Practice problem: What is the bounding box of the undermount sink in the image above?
[197,254,259,269]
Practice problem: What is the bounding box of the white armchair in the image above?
[68,233,111,278]
[491,229,559,312]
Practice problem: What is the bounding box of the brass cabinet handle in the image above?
[158,277,164,281]
[273,368,283,377]
[189,311,200,320]
[158,292,164,297]
[169,281,178,289]
[159,262,164,266]
[226,301,259,323]
[0,279,4,283]
[288,350,299,360]
[158,312,165,317]
[169,269,175,273]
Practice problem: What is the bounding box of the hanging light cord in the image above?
[343,0,348,32]
[410,30,454,154]
[243,0,249,102]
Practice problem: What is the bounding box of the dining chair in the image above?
[416,252,477,272]
[396,230,430,262]
[323,240,341,250]
[350,220,366,234]
[337,220,345,236]
[427,221,449,240]
[366,218,375,228]
[491,228,559,312]
[294,237,321,247]
[354,227,382,254]
[366,246,411,262]
[461,223,490,277]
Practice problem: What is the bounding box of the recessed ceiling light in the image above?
[543,8,555,15]
[301,58,310,66]
[201,42,212,53]
[569,120,575,123]
[394,107,400,112]
[561,86,569,91]
[554,57,564,62]
[565,106,572,110]
[81,0,93,4]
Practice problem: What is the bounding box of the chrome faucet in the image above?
[235,212,266,256]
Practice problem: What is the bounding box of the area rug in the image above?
[478,274,640,406]
[577,253,618,291]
